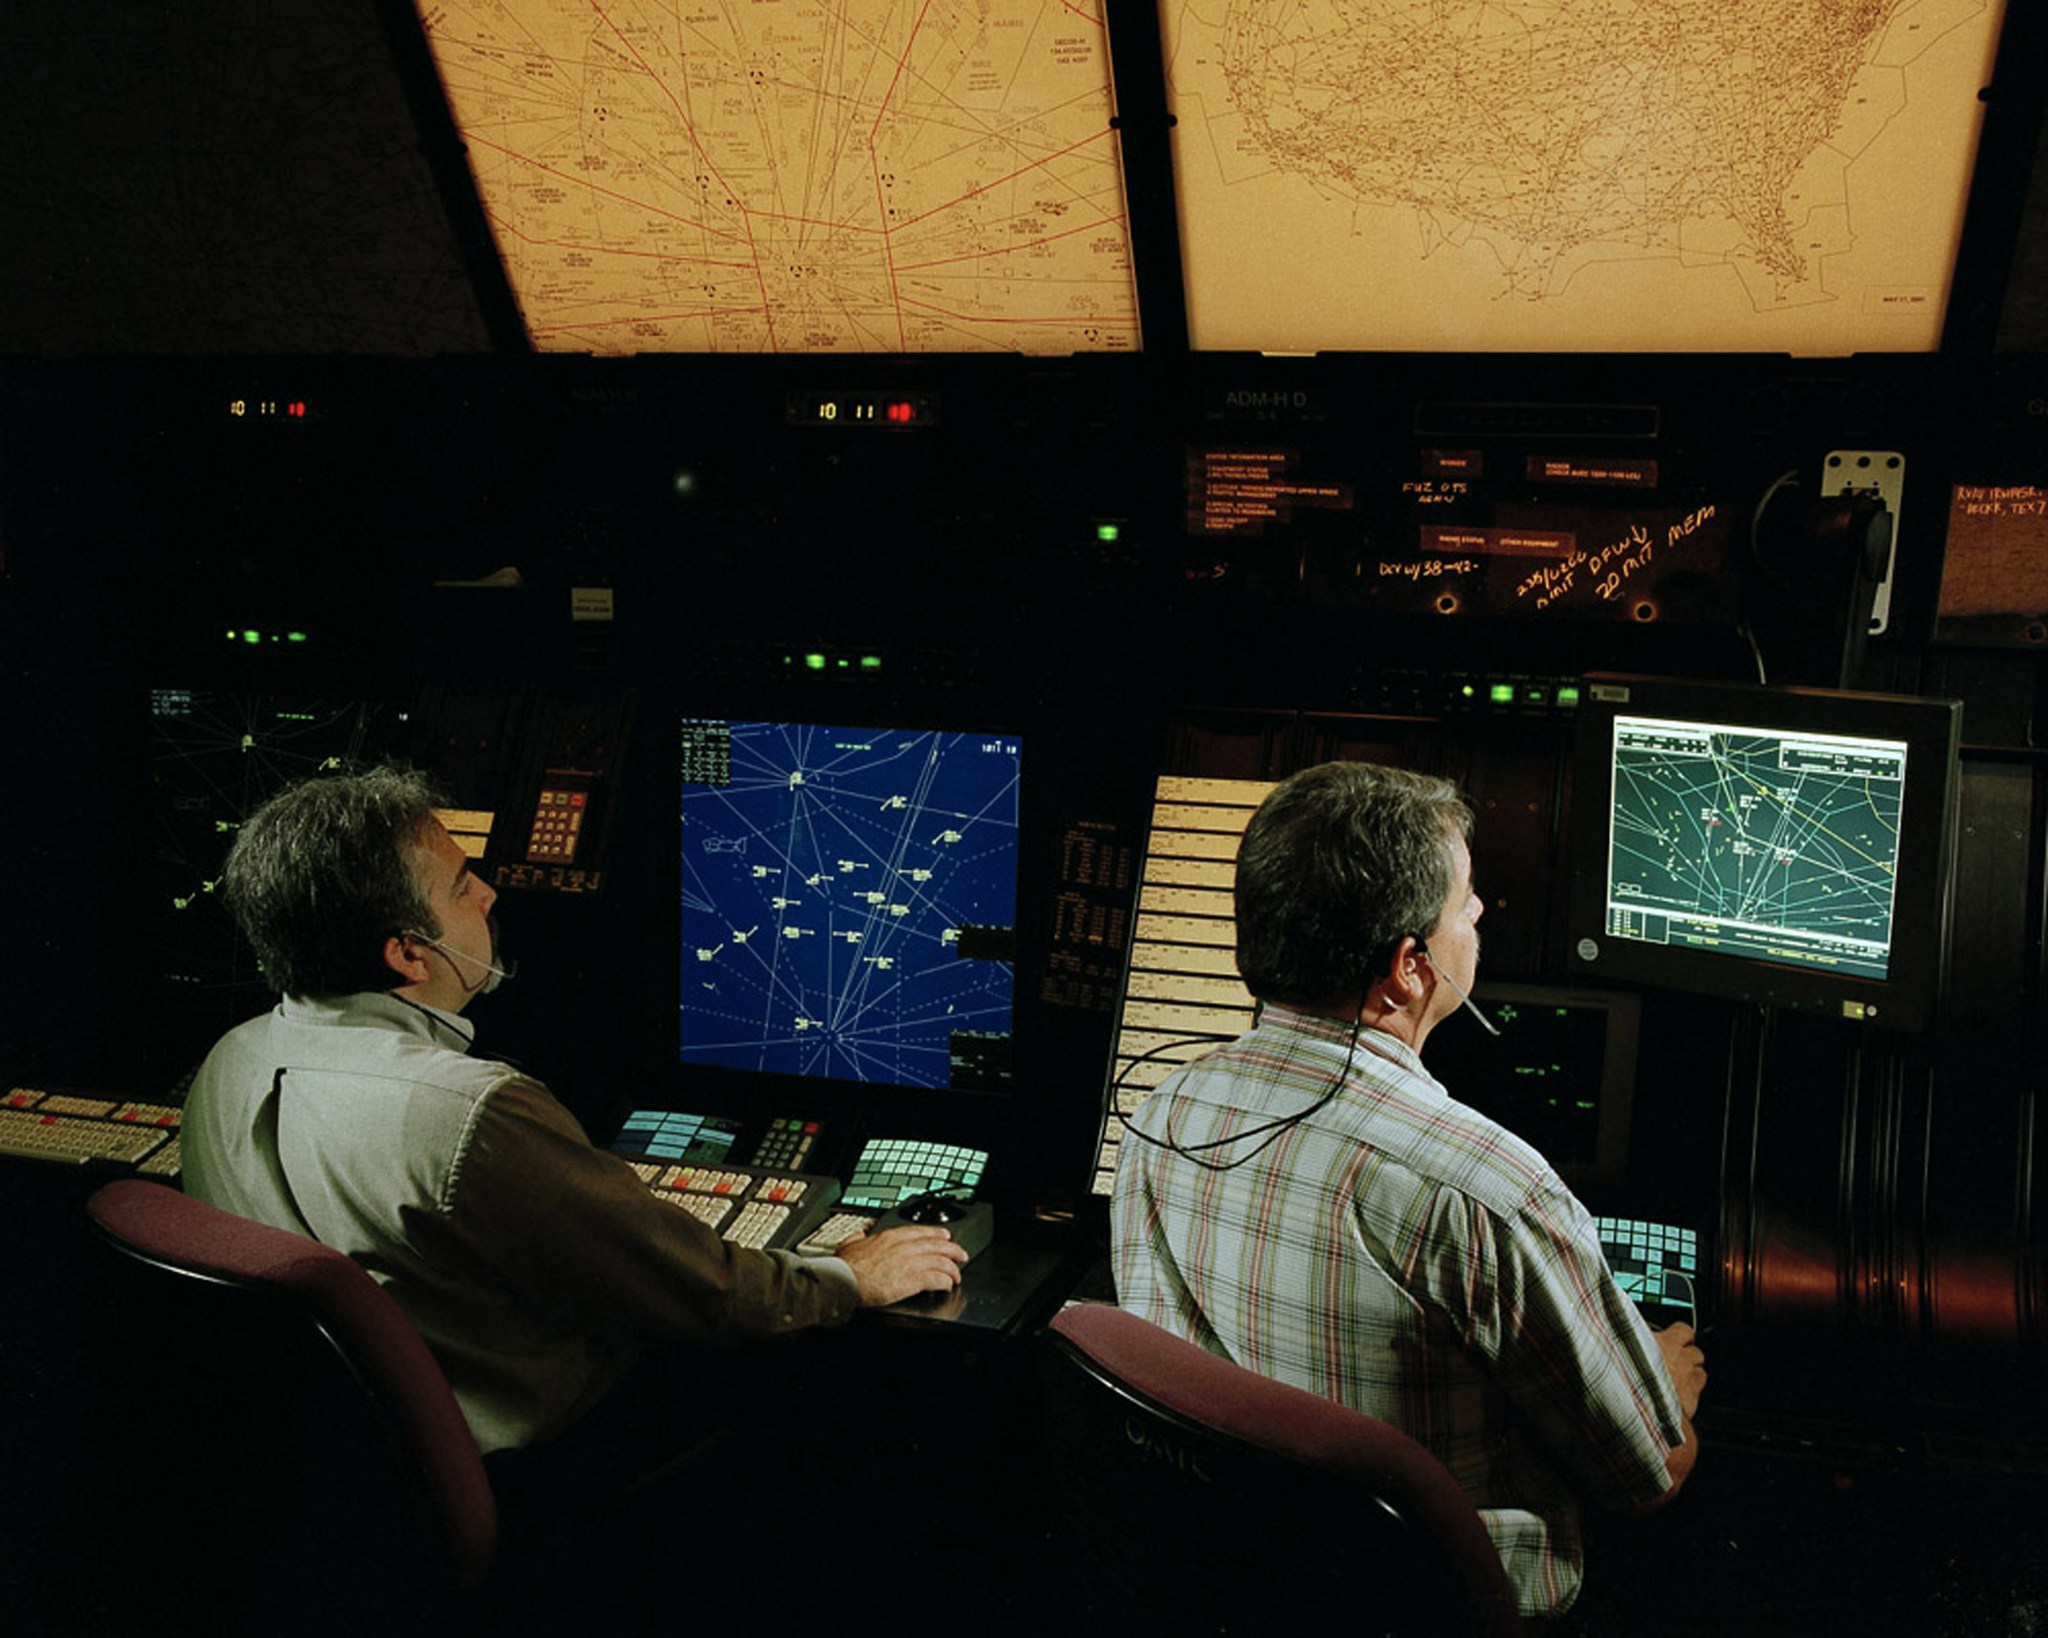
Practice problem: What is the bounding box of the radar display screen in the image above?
[1601,713,1907,981]
[679,719,1021,1090]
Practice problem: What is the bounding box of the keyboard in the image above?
[1597,1216,1700,1324]
[611,1108,741,1164]
[138,1135,184,1178]
[750,1115,824,1172]
[611,1108,826,1173]
[0,1095,177,1167]
[840,1137,988,1212]
[794,1209,880,1258]
[626,1160,841,1252]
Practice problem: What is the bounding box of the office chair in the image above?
[79,1178,498,1636]
[1037,1302,1524,1637]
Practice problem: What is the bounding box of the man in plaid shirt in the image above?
[1112,761,1705,1621]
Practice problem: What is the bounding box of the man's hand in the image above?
[1640,1321,1707,1502]
[1655,1321,1707,1419]
[835,1224,969,1307]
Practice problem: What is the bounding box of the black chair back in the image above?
[1037,1303,1524,1637]
[79,1179,497,1636]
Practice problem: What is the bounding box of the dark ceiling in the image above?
[0,1,494,357]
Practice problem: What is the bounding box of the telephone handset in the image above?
[493,693,634,895]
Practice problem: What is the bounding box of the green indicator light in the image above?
[804,652,827,672]
[860,655,883,670]
[286,631,308,644]
[1096,522,1121,544]
[1460,683,1477,699]
[241,630,262,646]
[1556,685,1581,708]
[1490,683,1515,704]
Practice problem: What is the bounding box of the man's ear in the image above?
[383,933,431,986]
[1381,935,1428,1007]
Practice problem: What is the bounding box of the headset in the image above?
[1110,1012,1361,1174]
[399,929,516,994]
[1115,935,1498,1174]
[1415,943,1501,1037]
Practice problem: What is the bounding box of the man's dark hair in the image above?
[222,766,447,997]
[1234,761,1473,1009]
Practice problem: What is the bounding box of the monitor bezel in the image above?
[1565,673,1962,1032]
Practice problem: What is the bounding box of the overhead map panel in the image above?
[413,1,1142,353]
[1163,0,2009,354]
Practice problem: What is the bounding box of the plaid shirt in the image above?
[1111,1003,1683,1618]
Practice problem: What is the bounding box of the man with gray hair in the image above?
[1111,760,1704,1623]
[183,766,966,1461]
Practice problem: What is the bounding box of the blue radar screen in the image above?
[679,720,1021,1089]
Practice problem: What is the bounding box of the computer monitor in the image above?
[678,718,1023,1091]
[1566,674,1962,1031]
[148,688,415,1077]
[1424,983,1639,1189]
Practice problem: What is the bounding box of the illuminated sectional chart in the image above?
[680,721,1021,1087]
[414,0,1139,353]
[1604,716,1907,980]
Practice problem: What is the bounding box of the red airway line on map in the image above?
[889,129,1117,235]
[891,294,1138,329]
[463,132,752,247]
[893,213,1129,273]
[863,0,938,348]
[582,0,774,339]
[484,208,752,271]
[585,0,749,217]
[525,308,769,337]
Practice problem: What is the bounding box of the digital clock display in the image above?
[786,391,938,428]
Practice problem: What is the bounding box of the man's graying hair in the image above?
[1233,761,1472,1009]
[222,766,448,997]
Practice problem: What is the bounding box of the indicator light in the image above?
[1490,682,1516,704]
[226,627,310,645]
